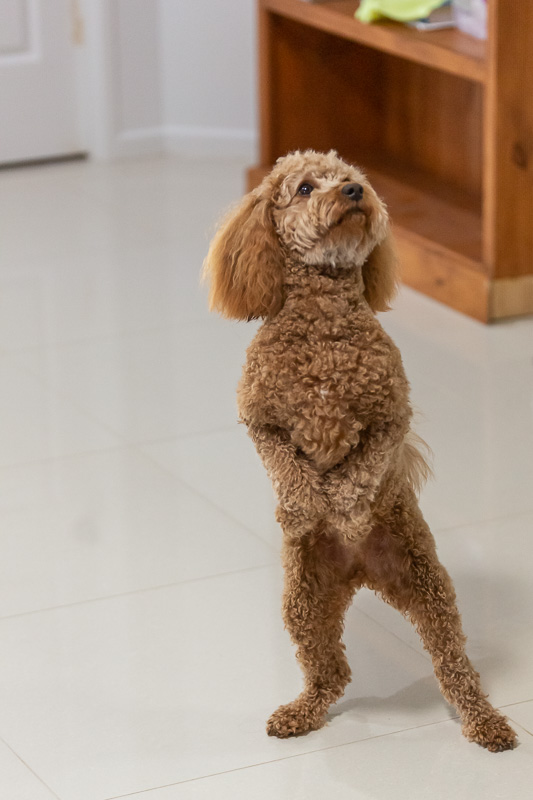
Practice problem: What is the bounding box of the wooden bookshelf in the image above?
[262,0,487,81]
[247,0,533,322]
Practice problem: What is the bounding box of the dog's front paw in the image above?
[462,711,517,752]
[266,699,325,738]
[275,492,330,537]
[279,484,330,518]
[324,474,369,515]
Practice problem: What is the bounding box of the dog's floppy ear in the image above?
[362,231,399,313]
[202,190,285,321]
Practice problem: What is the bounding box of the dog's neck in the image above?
[283,258,365,309]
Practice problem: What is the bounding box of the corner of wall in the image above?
[78,0,257,162]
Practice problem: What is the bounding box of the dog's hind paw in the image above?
[462,711,517,752]
[266,699,325,738]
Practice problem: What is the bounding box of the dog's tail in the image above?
[401,431,433,496]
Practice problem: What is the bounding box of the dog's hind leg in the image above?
[362,486,517,752]
[267,527,358,738]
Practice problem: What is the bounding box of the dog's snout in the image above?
[341,183,364,201]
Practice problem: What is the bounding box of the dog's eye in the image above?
[297,182,314,196]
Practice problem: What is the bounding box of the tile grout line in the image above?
[431,505,533,536]
[101,716,465,800]
[133,442,279,554]
[6,346,163,451]
[4,346,265,549]
[6,351,533,539]
[355,606,432,663]
[0,442,129,473]
[0,425,238,476]
[0,311,242,357]
[9,344,532,549]
[508,720,533,737]
[500,699,533,709]
[0,317,225,356]
[99,700,531,798]
[0,562,278,623]
[5,341,255,482]
[0,734,63,800]
[128,425,239,448]
[0,323,180,355]
[2,351,134,447]
[501,699,533,737]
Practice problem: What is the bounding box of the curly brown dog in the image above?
[203,150,516,752]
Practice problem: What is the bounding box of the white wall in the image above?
[115,0,162,135]
[77,0,164,159]
[80,0,257,161]
[158,0,257,159]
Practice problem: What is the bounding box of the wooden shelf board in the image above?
[363,165,486,319]
[364,163,483,267]
[262,0,487,84]
[394,228,488,322]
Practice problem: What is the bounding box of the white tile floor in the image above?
[0,155,532,800]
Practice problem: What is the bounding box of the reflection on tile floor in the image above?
[0,155,532,799]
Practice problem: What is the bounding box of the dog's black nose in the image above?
[341,183,364,201]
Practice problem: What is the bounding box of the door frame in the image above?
[76,0,164,160]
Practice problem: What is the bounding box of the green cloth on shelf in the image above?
[356,0,445,23]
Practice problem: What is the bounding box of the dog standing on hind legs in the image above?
[203,150,517,752]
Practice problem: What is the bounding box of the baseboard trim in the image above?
[112,124,257,161]
[490,274,533,320]
[164,124,257,160]
[113,127,167,158]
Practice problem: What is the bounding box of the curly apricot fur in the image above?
[204,150,517,752]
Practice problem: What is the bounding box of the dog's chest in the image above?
[238,313,407,427]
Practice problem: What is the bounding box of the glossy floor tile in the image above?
[16,320,247,442]
[0,567,456,800]
[141,428,279,547]
[356,510,533,704]
[507,700,533,736]
[115,717,533,800]
[0,738,58,800]
[0,154,532,800]
[0,244,209,351]
[0,448,275,617]
[0,359,120,468]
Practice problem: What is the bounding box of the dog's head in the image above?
[203,150,397,320]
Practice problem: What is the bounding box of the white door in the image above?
[0,0,82,164]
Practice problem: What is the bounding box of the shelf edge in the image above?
[394,227,488,322]
[262,0,487,84]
